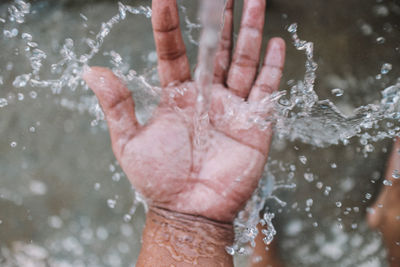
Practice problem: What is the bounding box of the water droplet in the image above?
[299,155,307,164]
[147,51,157,62]
[304,173,314,182]
[17,93,24,101]
[0,98,8,108]
[225,246,235,255]
[112,173,121,182]
[27,41,38,48]
[360,23,373,35]
[365,193,372,200]
[96,227,109,240]
[383,179,393,186]
[331,88,343,97]
[3,28,18,38]
[324,186,332,196]
[21,32,32,41]
[373,5,389,17]
[90,120,98,127]
[392,169,400,179]
[287,23,297,33]
[381,63,392,74]
[10,142,17,148]
[107,199,116,209]
[29,180,47,195]
[29,91,38,99]
[94,183,101,190]
[376,36,386,44]
[316,182,323,189]
[123,214,132,222]
[80,13,88,21]
[342,139,350,146]
[351,223,358,229]
[306,198,313,207]
[29,126,35,132]
[364,144,374,152]
[336,201,342,208]
[330,163,337,168]
[109,164,116,172]
[48,216,63,229]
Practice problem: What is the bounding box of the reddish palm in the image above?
[83,0,285,222]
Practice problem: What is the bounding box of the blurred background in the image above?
[0,0,399,266]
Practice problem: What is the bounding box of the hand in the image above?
[83,0,285,223]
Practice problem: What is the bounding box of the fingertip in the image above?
[82,66,102,90]
[82,66,100,79]
[82,66,139,156]
[248,37,286,102]
[264,37,286,68]
[269,37,286,50]
[82,66,131,109]
[82,66,126,94]
[82,66,113,89]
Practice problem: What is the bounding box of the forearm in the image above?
[136,207,234,267]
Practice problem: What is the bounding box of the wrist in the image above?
[137,206,234,266]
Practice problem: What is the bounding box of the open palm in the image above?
[83,0,285,222]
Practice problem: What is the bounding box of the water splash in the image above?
[226,22,400,256]
[179,3,202,46]
[274,23,400,149]
[8,0,30,24]
[4,1,152,116]
[227,170,295,255]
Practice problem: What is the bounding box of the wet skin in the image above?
[249,225,283,267]
[83,0,285,266]
[368,138,400,267]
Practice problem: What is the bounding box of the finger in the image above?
[213,0,234,84]
[249,225,283,267]
[152,0,191,87]
[367,138,400,229]
[248,38,286,102]
[82,67,139,158]
[227,0,266,98]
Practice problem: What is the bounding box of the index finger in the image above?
[152,0,191,87]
